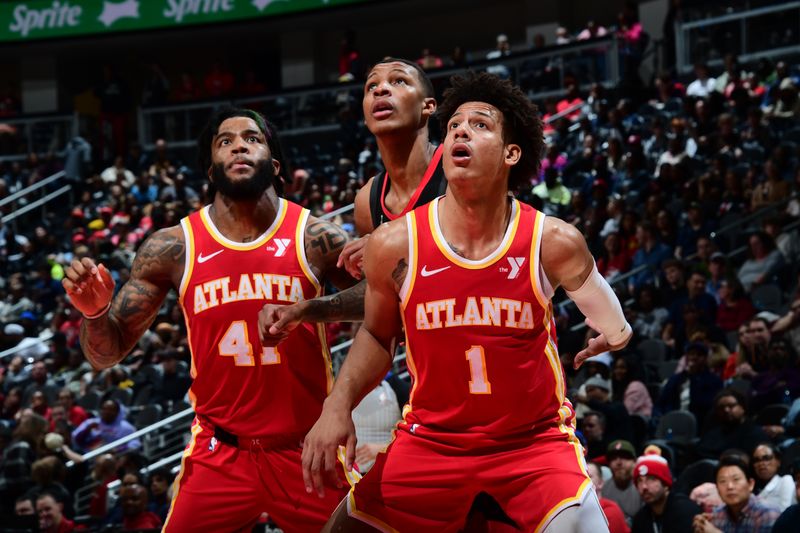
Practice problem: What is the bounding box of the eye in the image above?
[475,122,487,129]
[366,82,377,92]
[393,78,407,85]
[247,136,259,143]
[219,139,230,146]
[449,121,459,129]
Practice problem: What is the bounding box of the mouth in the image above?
[450,143,472,165]
[371,100,394,119]
[228,159,254,171]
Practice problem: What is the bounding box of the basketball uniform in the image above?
[164,199,354,533]
[369,144,446,229]
[348,198,592,532]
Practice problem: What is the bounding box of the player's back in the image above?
[179,199,332,438]
[399,198,573,449]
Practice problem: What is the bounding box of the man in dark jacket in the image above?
[632,452,701,533]
[657,342,722,428]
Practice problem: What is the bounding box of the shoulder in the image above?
[369,216,409,258]
[304,216,349,258]
[354,177,376,235]
[131,225,185,282]
[542,216,588,257]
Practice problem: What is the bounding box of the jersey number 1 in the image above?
[466,346,491,394]
[219,321,280,366]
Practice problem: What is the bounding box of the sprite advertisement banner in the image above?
[1,0,373,42]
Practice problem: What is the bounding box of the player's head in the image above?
[198,107,287,200]
[437,71,543,192]
[363,57,436,137]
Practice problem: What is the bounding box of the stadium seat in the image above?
[638,339,667,364]
[674,458,718,496]
[630,414,649,450]
[755,404,790,426]
[750,283,783,313]
[134,404,163,429]
[655,410,697,445]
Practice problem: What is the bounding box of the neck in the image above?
[728,498,749,519]
[651,492,669,516]
[438,188,512,260]
[209,188,280,242]
[614,478,630,489]
[376,128,434,191]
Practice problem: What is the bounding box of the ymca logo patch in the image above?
[271,238,292,257]
[506,257,525,279]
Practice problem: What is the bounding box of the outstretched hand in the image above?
[258,303,305,347]
[573,318,632,369]
[62,258,115,317]
[301,402,357,498]
[337,235,369,279]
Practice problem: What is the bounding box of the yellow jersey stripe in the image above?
[534,478,593,533]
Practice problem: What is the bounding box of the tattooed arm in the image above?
[301,217,408,493]
[63,227,183,369]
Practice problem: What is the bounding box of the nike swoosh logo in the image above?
[197,250,224,264]
[420,265,451,277]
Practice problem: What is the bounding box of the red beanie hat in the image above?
[634,452,672,487]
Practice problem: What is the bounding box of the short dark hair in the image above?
[369,57,435,98]
[436,71,543,191]
[715,455,754,482]
[714,388,748,413]
[196,107,287,195]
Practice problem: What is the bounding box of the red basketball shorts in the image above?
[163,418,355,532]
[347,423,591,532]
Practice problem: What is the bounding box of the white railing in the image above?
[0,113,77,162]
[675,1,800,73]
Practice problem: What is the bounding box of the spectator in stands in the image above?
[0,412,47,513]
[675,203,712,259]
[582,411,607,460]
[203,61,234,98]
[96,65,132,160]
[715,278,756,334]
[100,156,135,188]
[772,295,800,355]
[693,455,780,532]
[690,482,723,514]
[696,389,767,459]
[597,232,632,281]
[55,389,88,430]
[147,467,172,522]
[29,391,51,419]
[25,455,72,517]
[152,349,191,408]
[629,222,673,291]
[603,439,642,525]
[36,491,76,533]
[557,84,584,122]
[532,167,571,216]
[751,338,800,411]
[686,63,716,99]
[1,386,23,421]
[577,20,608,41]
[629,285,669,341]
[0,274,34,323]
[578,374,634,444]
[416,48,443,71]
[765,78,800,120]
[539,144,568,182]
[611,356,652,418]
[773,462,800,533]
[737,231,784,292]
[486,33,511,79]
[586,461,629,533]
[15,494,35,515]
[667,269,717,339]
[22,362,55,406]
[119,483,162,530]
[88,453,117,519]
[172,72,201,102]
[752,442,796,512]
[658,341,722,428]
[130,172,158,206]
[632,451,700,533]
[71,399,140,453]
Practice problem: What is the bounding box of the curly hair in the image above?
[197,107,287,196]
[436,71,543,191]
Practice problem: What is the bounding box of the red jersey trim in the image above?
[379,144,444,222]
[178,219,198,380]
[163,420,203,530]
[429,197,521,269]
[535,478,593,533]
[198,199,287,251]
[294,208,322,294]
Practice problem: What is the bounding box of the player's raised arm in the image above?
[540,216,632,368]
[63,226,182,369]
[259,216,364,346]
[301,218,407,497]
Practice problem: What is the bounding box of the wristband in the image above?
[83,302,111,320]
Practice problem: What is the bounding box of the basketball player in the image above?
[62,108,360,532]
[303,72,632,532]
[259,58,444,342]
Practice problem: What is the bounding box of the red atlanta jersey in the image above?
[179,199,332,437]
[398,197,575,448]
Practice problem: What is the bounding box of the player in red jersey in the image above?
[61,108,362,532]
[302,72,633,532]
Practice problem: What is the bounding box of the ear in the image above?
[422,97,437,118]
[504,143,522,167]
[206,166,213,182]
[272,158,281,177]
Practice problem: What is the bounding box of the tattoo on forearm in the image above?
[306,220,347,257]
[391,258,408,290]
[304,280,366,322]
[80,229,180,369]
